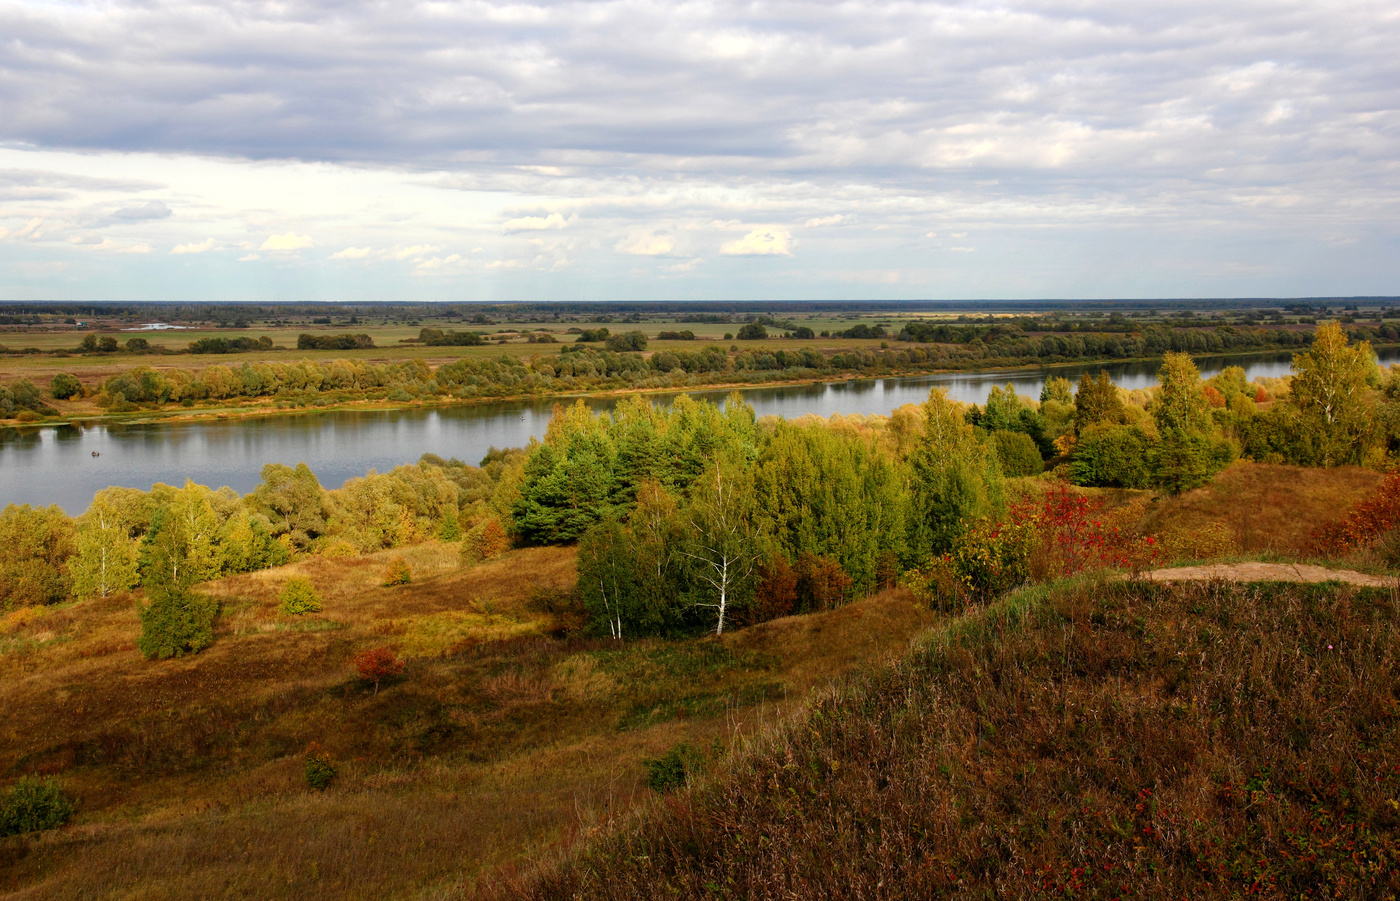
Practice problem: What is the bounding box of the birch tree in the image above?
[71,493,139,599]
[682,461,760,635]
[1290,321,1377,466]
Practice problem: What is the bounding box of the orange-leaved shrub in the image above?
[460,516,510,565]
[380,556,412,586]
[1311,469,1400,557]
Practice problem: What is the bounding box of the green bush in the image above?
[1,777,75,836]
[278,577,322,616]
[642,741,706,793]
[137,587,218,660]
[304,742,337,791]
[49,373,82,400]
[991,430,1044,477]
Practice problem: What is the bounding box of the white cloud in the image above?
[804,215,845,228]
[721,227,792,256]
[924,232,938,239]
[260,232,315,251]
[171,237,216,254]
[502,213,572,233]
[123,242,152,254]
[15,218,44,239]
[948,246,976,253]
[238,253,260,262]
[615,230,675,256]
[0,226,8,239]
[393,244,439,259]
[331,246,373,260]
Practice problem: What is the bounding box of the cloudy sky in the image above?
[1,0,1397,302]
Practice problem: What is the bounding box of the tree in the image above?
[279,577,322,615]
[1148,352,1230,493]
[1073,371,1127,436]
[736,323,768,340]
[906,389,1005,557]
[681,461,762,635]
[0,504,77,610]
[137,585,218,659]
[354,646,404,694]
[49,373,81,400]
[247,463,330,551]
[576,518,644,640]
[1290,321,1377,466]
[71,492,140,599]
[1149,352,1213,435]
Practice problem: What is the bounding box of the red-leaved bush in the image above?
[354,646,405,694]
[1311,470,1400,556]
[1028,483,1158,578]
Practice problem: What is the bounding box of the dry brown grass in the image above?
[0,544,939,900]
[488,578,1400,900]
[1135,461,1383,558]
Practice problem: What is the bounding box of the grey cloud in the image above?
[111,200,172,220]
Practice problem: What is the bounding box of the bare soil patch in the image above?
[1139,561,1397,587]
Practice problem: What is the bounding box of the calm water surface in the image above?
[5,351,1390,513]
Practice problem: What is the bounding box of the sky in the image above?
[0,0,1397,302]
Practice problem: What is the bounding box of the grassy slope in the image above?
[0,543,939,900]
[493,577,1400,900]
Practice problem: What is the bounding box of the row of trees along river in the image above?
[1,324,1396,651]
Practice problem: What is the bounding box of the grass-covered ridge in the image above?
[489,577,1400,899]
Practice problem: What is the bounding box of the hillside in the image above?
[0,543,939,899]
[487,577,1400,899]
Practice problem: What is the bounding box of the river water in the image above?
[4,350,1391,513]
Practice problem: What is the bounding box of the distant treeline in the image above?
[2,322,1361,419]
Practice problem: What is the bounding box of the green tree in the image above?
[906,389,1005,558]
[1289,321,1377,466]
[1149,352,1213,435]
[247,462,330,551]
[137,585,218,659]
[49,373,81,400]
[1073,371,1127,436]
[991,430,1044,477]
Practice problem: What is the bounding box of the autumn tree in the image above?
[1290,321,1377,466]
[1148,352,1231,494]
[1073,371,1127,436]
[681,460,762,635]
[0,504,76,610]
[906,389,1005,556]
[71,491,140,599]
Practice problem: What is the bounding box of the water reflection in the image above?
[3,350,1391,514]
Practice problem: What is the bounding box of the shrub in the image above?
[381,556,412,586]
[642,741,706,793]
[278,577,322,616]
[907,515,1039,610]
[49,373,82,400]
[793,553,853,613]
[355,646,404,693]
[318,540,359,559]
[303,742,336,791]
[1,777,75,836]
[991,430,1044,477]
[1311,470,1400,557]
[460,517,510,565]
[1026,483,1159,578]
[137,587,218,660]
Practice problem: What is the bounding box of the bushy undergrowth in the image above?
[642,741,707,793]
[0,777,74,836]
[303,742,336,791]
[483,580,1400,899]
[278,577,322,615]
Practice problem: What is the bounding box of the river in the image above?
[3,350,1392,514]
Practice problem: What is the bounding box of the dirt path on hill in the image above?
[1138,562,1397,588]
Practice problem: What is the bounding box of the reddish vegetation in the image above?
[1311,470,1400,556]
[1026,483,1158,577]
[354,646,404,693]
[485,580,1400,900]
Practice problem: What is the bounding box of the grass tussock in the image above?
[485,578,1400,900]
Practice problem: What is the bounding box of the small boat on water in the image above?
[91,451,100,457]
